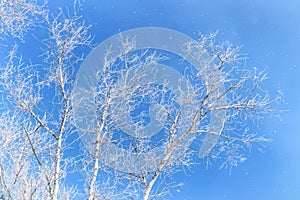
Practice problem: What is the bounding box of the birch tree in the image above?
[0,1,92,199]
[0,0,46,41]
[73,29,280,199]
[0,1,280,200]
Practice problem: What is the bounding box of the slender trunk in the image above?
[88,104,109,200]
[53,65,69,200]
[143,111,200,200]
[142,147,174,200]
[143,173,158,200]
[52,133,62,200]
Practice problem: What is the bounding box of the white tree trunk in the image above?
[88,104,109,200]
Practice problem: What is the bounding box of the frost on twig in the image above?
[73,32,281,200]
[0,0,47,41]
[0,1,92,199]
[0,1,281,197]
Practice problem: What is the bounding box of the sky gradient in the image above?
[19,0,300,199]
[75,0,300,199]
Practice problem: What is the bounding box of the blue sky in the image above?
[73,1,300,199]
[76,1,300,199]
[10,0,300,199]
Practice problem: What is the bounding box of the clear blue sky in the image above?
[74,1,300,199]
[78,1,299,199]
[33,0,300,199]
